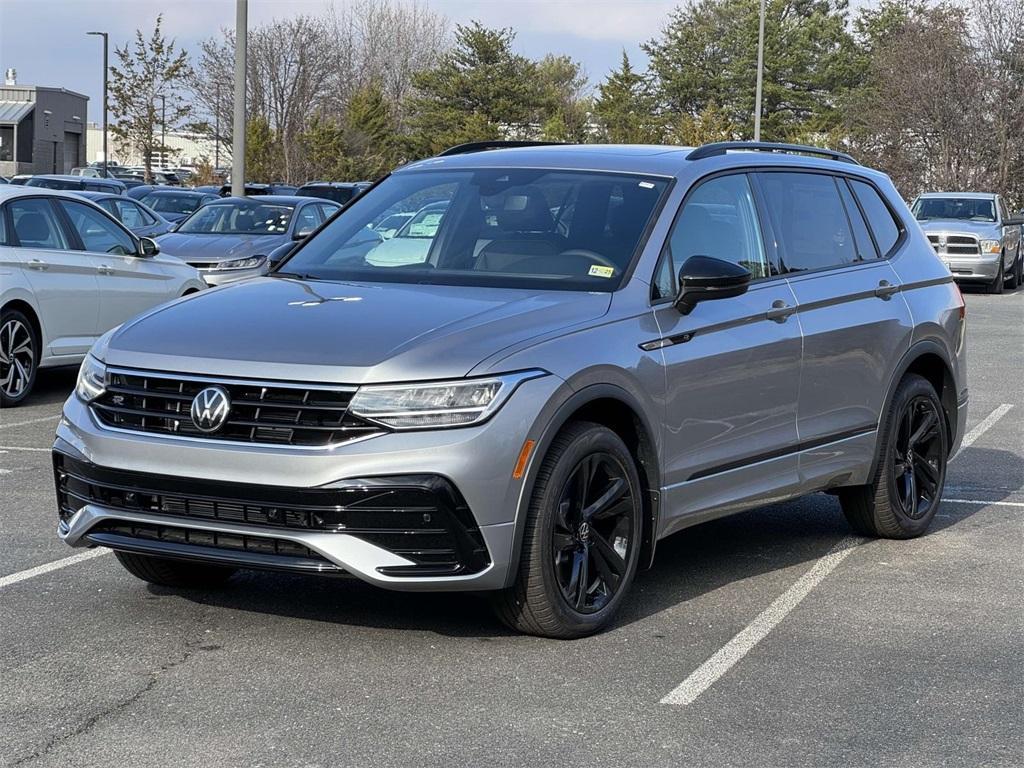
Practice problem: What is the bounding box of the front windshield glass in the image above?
[276,169,669,291]
[177,201,295,234]
[912,197,996,222]
[142,193,208,215]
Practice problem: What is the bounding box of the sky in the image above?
[0,0,873,119]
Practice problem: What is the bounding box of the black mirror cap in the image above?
[674,255,752,314]
[1004,216,1024,226]
[293,229,313,241]
[139,237,160,257]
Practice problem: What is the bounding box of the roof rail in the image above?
[437,140,566,157]
[686,141,859,165]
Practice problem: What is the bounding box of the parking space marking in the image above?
[661,403,1016,707]
[0,548,110,590]
[0,445,51,452]
[944,498,1024,508]
[0,414,60,430]
[661,536,862,706]
[956,403,1013,454]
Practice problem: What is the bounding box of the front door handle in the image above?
[766,299,796,322]
[875,280,900,299]
[28,259,49,271]
[97,264,114,275]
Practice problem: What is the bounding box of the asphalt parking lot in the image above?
[1,286,1021,768]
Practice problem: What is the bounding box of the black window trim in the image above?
[649,169,780,306]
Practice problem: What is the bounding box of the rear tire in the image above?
[0,307,39,407]
[986,257,1004,294]
[839,374,948,539]
[114,551,237,588]
[1011,250,1022,289]
[491,422,643,638]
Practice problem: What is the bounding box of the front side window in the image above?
[8,198,69,250]
[58,199,135,255]
[177,201,294,235]
[851,180,901,255]
[278,169,669,291]
[663,174,770,289]
[757,172,857,273]
[293,204,321,236]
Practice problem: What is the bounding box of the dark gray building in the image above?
[0,70,88,178]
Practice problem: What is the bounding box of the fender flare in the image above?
[503,382,663,587]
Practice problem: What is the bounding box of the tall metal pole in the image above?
[231,0,247,197]
[87,32,108,177]
[753,0,766,141]
[214,82,220,170]
[159,94,166,168]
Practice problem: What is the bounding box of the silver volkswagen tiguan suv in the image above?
[54,141,968,638]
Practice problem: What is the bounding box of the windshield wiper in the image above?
[271,271,318,280]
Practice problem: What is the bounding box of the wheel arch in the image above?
[1,297,43,350]
[871,339,958,480]
[507,382,662,586]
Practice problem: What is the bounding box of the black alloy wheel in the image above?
[891,395,944,520]
[552,452,635,614]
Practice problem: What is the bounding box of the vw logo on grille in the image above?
[190,386,231,433]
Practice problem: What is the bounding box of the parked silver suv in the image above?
[53,142,968,638]
[911,191,1023,293]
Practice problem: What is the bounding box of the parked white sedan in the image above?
[0,186,206,406]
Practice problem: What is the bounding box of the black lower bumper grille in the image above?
[54,453,490,577]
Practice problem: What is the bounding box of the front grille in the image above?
[927,233,980,256]
[54,453,490,577]
[91,368,382,447]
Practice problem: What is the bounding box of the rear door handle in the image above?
[28,259,49,271]
[875,280,900,299]
[766,300,796,322]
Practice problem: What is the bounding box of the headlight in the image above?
[76,355,106,402]
[213,255,267,270]
[980,240,1001,254]
[348,371,545,429]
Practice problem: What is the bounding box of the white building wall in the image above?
[85,123,231,168]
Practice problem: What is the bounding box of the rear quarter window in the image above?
[850,180,901,256]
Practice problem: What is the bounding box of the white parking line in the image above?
[0,445,51,452]
[661,402,1016,707]
[0,548,110,590]
[0,414,60,430]
[944,498,1024,508]
[660,536,861,706]
[957,403,1014,453]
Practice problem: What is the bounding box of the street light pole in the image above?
[753,0,766,141]
[214,81,220,170]
[232,0,247,197]
[86,31,108,177]
[158,93,166,169]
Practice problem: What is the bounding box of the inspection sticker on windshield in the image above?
[588,265,615,278]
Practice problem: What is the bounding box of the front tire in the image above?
[0,307,39,407]
[492,422,643,638]
[839,374,948,539]
[114,551,237,588]
[1011,249,1022,289]
[986,256,1005,294]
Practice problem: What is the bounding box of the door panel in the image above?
[57,198,180,331]
[6,198,100,357]
[655,281,803,533]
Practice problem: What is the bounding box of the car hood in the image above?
[103,277,611,384]
[917,219,1001,237]
[154,232,288,264]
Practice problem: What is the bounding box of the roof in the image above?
[141,188,212,197]
[917,191,997,199]
[0,101,34,124]
[396,142,880,179]
[212,195,311,205]
[0,185,99,202]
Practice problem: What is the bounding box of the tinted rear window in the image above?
[851,180,901,255]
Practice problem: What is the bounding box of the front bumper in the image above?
[53,374,564,590]
[942,254,1001,282]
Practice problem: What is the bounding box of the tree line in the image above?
[109,0,1024,207]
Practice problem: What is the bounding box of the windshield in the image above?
[912,197,996,222]
[142,192,210,215]
[177,201,295,234]
[276,169,669,291]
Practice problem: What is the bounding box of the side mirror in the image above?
[139,237,160,257]
[674,255,751,314]
[293,228,313,241]
[1004,216,1023,227]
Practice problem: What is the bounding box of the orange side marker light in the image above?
[512,440,535,479]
